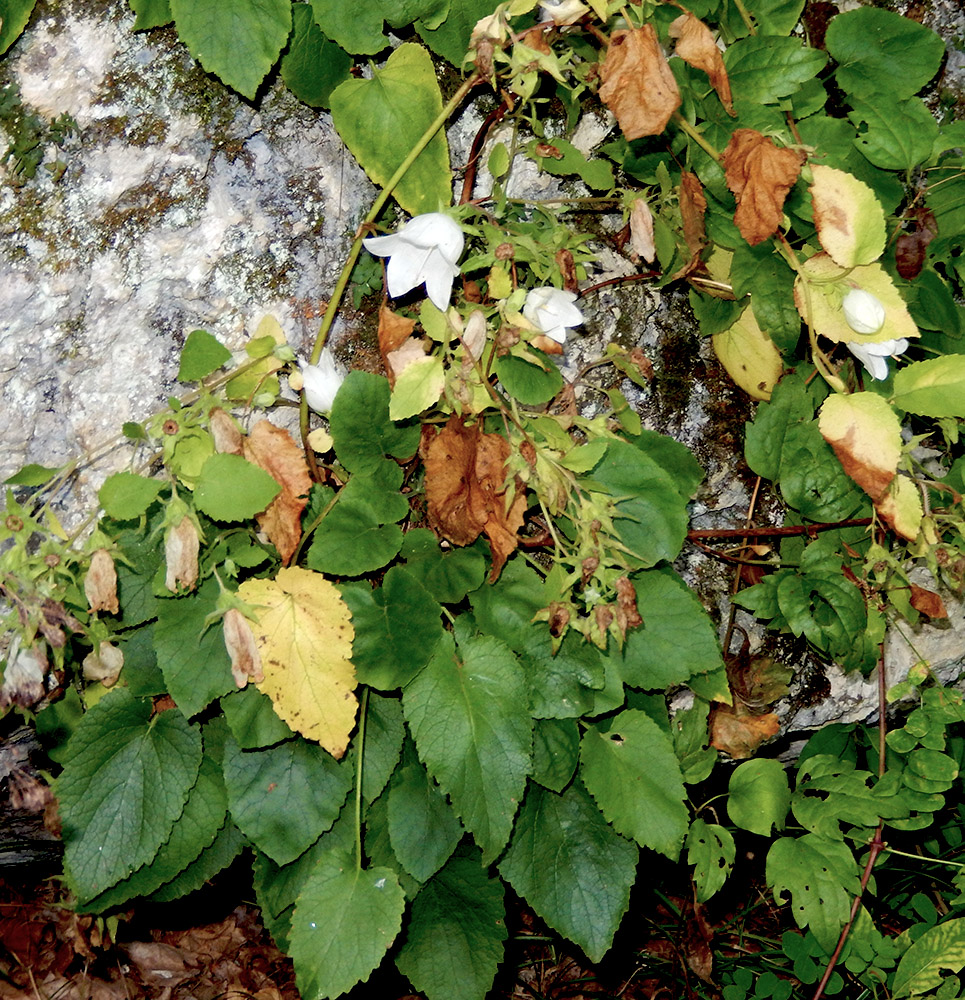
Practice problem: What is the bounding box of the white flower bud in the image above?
[846,338,909,381]
[301,348,344,415]
[842,287,886,336]
[522,286,584,343]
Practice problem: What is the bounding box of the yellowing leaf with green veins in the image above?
[712,309,783,400]
[794,254,919,345]
[876,474,923,542]
[239,567,356,758]
[810,166,885,268]
[893,916,965,997]
[818,392,901,501]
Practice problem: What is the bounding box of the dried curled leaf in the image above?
[424,415,527,581]
[84,549,119,615]
[680,171,708,256]
[669,13,733,116]
[599,26,681,141]
[378,303,418,386]
[629,199,656,263]
[243,420,312,567]
[722,129,803,246]
[208,407,244,455]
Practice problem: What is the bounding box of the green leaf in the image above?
[826,6,945,101]
[114,526,161,626]
[687,819,735,904]
[56,688,202,905]
[307,495,403,576]
[388,761,464,883]
[342,567,445,690]
[893,356,965,418]
[724,36,827,104]
[223,734,352,865]
[291,856,406,1000]
[528,137,614,191]
[532,718,579,793]
[155,578,236,718]
[403,632,532,863]
[309,0,386,54]
[169,0,292,100]
[390,355,446,420]
[766,834,860,952]
[499,780,638,963]
[4,462,61,486]
[494,352,564,405]
[621,567,725,690]
[633,429,705,501]
[221,685,294,749]
[358,692,406,804]
[0,0,37,54]
[399,529,487,603]
[848,95,938,172]
[591,440,690,569]
[744,373,816,480]
[731,241,802,353]
[148,818,246,903]
[194,453,280,521]
[381,0,449,29]
[330,371,421,473]
[396,844,507,1000]
[893,917,965,997]
[177,329,231,381]
[728,758,790,836]
[129,0,172,30]
[580,709,688,860]
[330,43,451,215]
[415,0,496,65]
[337,458,410,523]
[281,3,353,107]
[98,472,163,521]
[87,725,228,909]
[779,422,866,521]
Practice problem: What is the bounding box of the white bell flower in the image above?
[846,338,909,381]
[842,287,886,335]
[363,213,465,311]
[538,0,589,24]
[301,348,344,414]
[523,286,584,343]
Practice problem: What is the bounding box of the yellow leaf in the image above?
[239,567,356,758]
[876,474,923,542]
[818,392,901,501]
[793,254,919,346]
[712,308,783,400]
[810,166,885,268]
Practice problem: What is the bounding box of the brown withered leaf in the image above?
[709,702,780,758]
[425,415,527,581]
[223,608,264,688]
[208,407,244,455]
[378,303,417,385]
[629,199,656,262]
[722,129,803,246]
[679,171,708,256]
[243,420,312,566]
[386,336,428,384]
[599,26,681,141]
[909,584,948,619]
[896,207,938,280]
[84,549,119,615]
[669,13,733,116]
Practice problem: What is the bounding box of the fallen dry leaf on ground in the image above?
[722,129,803,246]
[599,26,680,140]
[424,415,527,581]
[243,419,311,566]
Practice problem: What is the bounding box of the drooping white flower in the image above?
[363,213,465,311]
[301,348,344,414]
[842,287,886,335]
[846,338,909,381]
[523,286,584,343]
[538,0,589,24]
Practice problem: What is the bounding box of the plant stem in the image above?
[672,113,721,163]
[355,686,370,871]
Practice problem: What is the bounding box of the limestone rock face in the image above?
[0,0,372,485]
